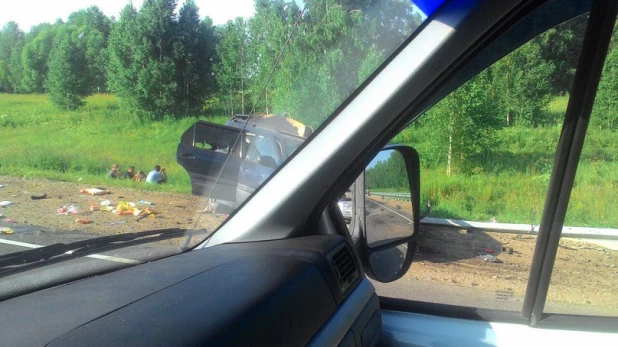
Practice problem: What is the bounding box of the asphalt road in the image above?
[364,198,414,282]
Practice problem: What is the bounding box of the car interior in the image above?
[1,0,617,346]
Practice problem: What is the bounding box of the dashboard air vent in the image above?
[328,244,358,293]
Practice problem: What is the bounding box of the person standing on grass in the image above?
[107,164,120,179]
[146,165,167,184]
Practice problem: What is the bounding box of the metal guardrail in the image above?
[368,192,411,201]
[367,193,618,240]
[420,218,618,240]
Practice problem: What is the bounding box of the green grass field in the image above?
[1,93,617,227]
[0,93,226,193]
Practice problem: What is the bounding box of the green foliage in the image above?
[0,22,25,93]
[0,93,227,193]
[366,151,408,191]
[592,25,618,130]
[21,23,57,93]
[490,38,555,127]
[176,2,216,115]
[107,0,216,119]
[215,17,251,115]
[420,71,501,174]
[46,26,90,109]
[67,6,112,93]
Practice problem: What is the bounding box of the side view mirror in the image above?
[353,145,420,283]
[258,155,279,169]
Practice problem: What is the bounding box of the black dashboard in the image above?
[0,235,381,346]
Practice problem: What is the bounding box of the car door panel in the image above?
[177,121,244,199]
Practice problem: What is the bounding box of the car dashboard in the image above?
[0,235,380,346]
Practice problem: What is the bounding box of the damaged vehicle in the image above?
[177,114,310,210]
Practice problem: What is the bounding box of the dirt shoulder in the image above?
[369,195,618,314]
[2,176,616,314]
[0,175,223,236]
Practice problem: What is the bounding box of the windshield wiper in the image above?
[0,228,190,270]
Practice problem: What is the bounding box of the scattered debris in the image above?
[75,219,92,224]
[57,205,80,215]
[0,184,5,188]
[30,193,47,200]
[479,254,503,263]
[5,219,16,223]
[100,200,111,206]
[136,208,157,221]
[0,201,13,207]
[485,248,494,253]
[107,220,127,226]
[80,188,110,196]
[139,200,154,205]
[502,247,514,254]
[0,227,13,234]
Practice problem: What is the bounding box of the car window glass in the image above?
[246,135,282,165]
[370,15,587,312]
[545,22,618,318]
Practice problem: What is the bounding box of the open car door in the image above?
[176,121,245,201]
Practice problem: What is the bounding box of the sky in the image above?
[367,150,394,169]
[0,0,256,31]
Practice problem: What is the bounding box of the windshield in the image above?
[0,0,430,291]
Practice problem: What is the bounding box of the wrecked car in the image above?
[177,114,310,210]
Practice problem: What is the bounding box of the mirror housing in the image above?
[353,145,420,283]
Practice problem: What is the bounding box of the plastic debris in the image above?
[0,201,13,207]
[58,205,80,215]
[136,208,157,221]
[5,218,16,223]
[107,220,127,226]
[30,193,47,200]
[139,200,154,205]
[479,254,503,263]
[90,204,100,211]
[485,248,494,253]
[80,188,110,196]
[75,219,92,224]
[100,200,111,206]
[0,227,14,234]
[0,184,5,188]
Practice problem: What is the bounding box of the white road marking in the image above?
[367,198,413,249]
[0,238,141,265]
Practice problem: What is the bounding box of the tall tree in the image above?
[107,3,140,108]
[46,26,89,109]
[489,39,555,127]
[175,0,213,115]
[107,0,179,119]
[215,17,252,115]
[67,6,111,93]
[136,0,178,118]
[422,71,501,176]
[21,23,57,93]
[591,25,618,130]
[0,22,25,92]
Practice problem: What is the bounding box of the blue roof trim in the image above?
[411,0,447,17]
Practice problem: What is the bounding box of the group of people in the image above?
[107,164,167,184]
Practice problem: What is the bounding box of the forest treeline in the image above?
[2,1,618,176]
